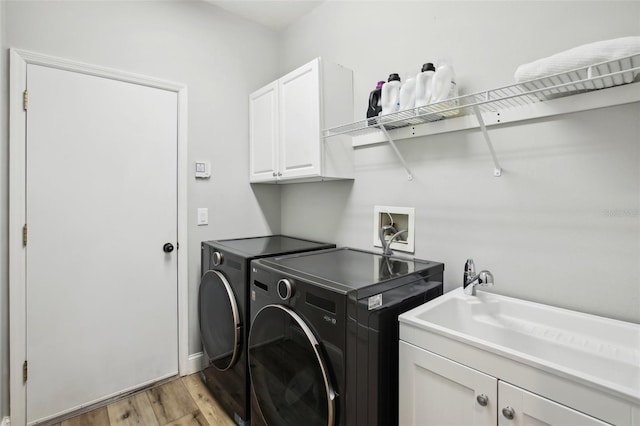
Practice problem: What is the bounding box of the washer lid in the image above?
[260,247,442,292]
[199,270,241,371]
[206,235,334,258]
[249,304,335,426]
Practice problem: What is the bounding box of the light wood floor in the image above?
[51,373,236,426]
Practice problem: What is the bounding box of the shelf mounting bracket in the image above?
[378,124,414,181]
[471,105,502,177]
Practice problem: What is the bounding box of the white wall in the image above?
[1,0,281,417]
[278,1,640,323]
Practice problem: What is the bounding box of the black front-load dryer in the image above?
[199,236,335,426]
[248,247,444,426]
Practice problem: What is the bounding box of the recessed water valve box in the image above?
[373,205,415,253]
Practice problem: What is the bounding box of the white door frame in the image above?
[8,49,189,426]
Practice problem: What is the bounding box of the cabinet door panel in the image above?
[278,58,321,179]
[498,381,610,426]
[250,82,278,182]
[399,341,497,426]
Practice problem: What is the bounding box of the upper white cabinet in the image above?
[249,81,278,181]
[249,57,354,184]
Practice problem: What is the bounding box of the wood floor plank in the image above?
[147,379,199,425]
[56,375,238,426]
[107,391,159,426]
[182,374,235,426]
[61,406,110,426]
[163,411,209,426]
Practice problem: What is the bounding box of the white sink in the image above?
[399,287,640,403]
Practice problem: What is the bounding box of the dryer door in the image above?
[249,304,336,426]
[199,270,241,371]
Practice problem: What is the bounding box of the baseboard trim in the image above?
[0,357,204,426]
[185,352,203,375]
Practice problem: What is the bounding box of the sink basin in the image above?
[399,287,640,403]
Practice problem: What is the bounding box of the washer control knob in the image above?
[212,251,224,266]
[277,279,294,301]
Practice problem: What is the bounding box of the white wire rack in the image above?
[323,53,640,138]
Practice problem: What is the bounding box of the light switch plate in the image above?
[197,208,208,226]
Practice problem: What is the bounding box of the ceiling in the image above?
[206,1,325,31]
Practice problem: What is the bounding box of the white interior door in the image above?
[24,63,179,424]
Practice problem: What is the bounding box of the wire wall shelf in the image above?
[323,53,640,139]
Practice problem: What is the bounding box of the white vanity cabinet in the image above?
[398,287,640,426]
[399,341,610,426]
[249,57,353,183]
[399,341,497,426]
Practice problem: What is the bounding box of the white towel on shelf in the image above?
[514,36,640,83]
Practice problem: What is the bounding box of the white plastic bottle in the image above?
[415,62,436,108]
[430,60,459,117]
[380,73,401,116]
[398,73,416,111]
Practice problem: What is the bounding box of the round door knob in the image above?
[476,394,489,407]
[502,406,515,420]
[163,243,174,253]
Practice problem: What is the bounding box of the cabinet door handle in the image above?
[272,172,277,177]
[476,394,489,407]
[502,406,515,420]
[277,172,282,176]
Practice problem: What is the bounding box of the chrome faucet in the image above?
[379,225,407,256]
[463,259,494,296]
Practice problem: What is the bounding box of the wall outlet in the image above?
[373,205,415,253]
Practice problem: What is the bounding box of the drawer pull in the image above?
[476,394,489,407]
[502,406,515,420]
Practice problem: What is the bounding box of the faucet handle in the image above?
[464,259,475,275]
[477,270,494,287]
[463,259,475,286]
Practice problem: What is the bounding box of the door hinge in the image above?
[23,90,28,111]
[22,224,28,246]
[23,360,28,382]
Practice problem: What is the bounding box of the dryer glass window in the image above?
[199,270,241,371]
[249,305,334,426]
